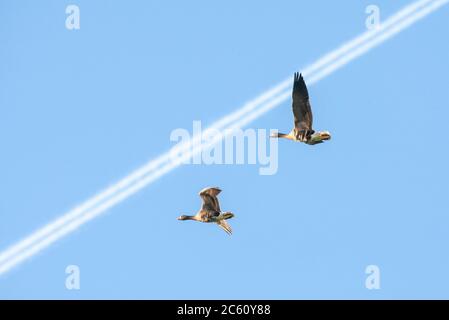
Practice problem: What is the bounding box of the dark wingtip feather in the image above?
[293,72,304,84]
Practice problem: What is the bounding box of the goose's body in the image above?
[177,187,234,235]
[272,72,331,145]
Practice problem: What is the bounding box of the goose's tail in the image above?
[219,212,234,220]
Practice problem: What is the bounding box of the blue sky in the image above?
[1,0,448,299]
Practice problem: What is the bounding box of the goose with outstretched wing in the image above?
[271,72,331,145]
[177,187,234,235]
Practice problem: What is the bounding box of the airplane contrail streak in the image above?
[0,0,447,275]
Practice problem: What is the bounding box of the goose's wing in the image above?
[199,187,221,212]
[217,220,232,235]
[292,73,314,132]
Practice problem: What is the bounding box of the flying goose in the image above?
[177,187,235,235]
[271,72,331,145]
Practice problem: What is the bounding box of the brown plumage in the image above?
[177,187,235,235]
[292,72,314,139]
[271,72,331,145]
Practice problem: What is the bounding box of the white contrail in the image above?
[0,0,435,267]
[0,0,447,275]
